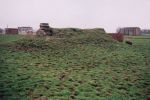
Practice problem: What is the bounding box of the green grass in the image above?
[0,32,150,100]
[0,34,24,44]
[125,35,150,39]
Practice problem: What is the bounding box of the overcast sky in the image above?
[0,0,150,32]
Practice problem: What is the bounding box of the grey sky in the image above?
[0,0,150,32]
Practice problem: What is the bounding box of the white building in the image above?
[141,29,150,35]
[18,27,33,35]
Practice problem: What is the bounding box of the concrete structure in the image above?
[18,27,33,35]
[5,28,18,35]
[117,27,141,36]
[36,23,53,36]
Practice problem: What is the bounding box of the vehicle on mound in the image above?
[36,23,53,36]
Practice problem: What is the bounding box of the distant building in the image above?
[0,28,4,34]
[5,28,18,35]
[117,27,141,36]
[18,27,33,35]
[141,29,150,35]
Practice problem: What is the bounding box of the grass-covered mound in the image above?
[10,28,117,53]
[14,28,117,51]
[0,31,150,100]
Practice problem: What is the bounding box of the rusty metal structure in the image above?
[108,33,124,42]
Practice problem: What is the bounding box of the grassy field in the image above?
[0,32,150,100]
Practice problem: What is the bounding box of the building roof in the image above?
[5,28,18,30]
[120,27,140,29]
[40,23,49,26]
[18,27,32,28]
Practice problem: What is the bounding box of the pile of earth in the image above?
[14,28,119,51]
